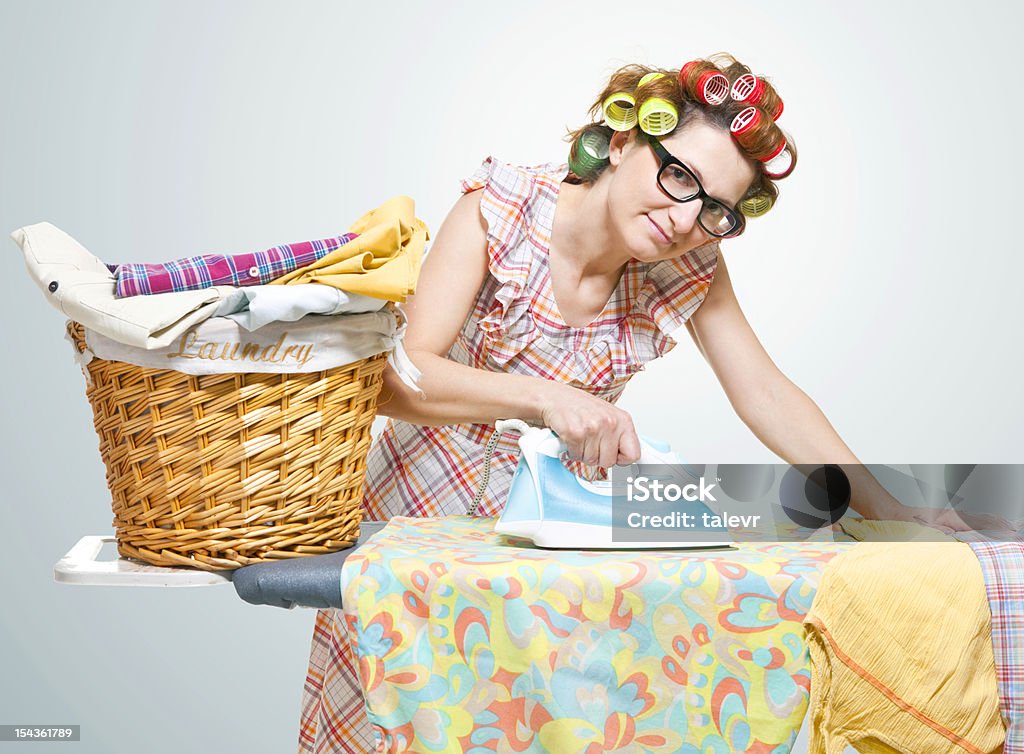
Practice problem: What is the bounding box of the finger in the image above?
[979,516,1013,532]
[992,516,1015,530]
[598,429,620,470]
[556,419,585,462]
[618,428,641,465]
[565,437,585,462]
[935,513,964,533]
[915,513,957,533]
[580,433,601,467]
[956,512,995,531]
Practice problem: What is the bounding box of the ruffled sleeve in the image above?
[631,240,721,360]
[459,157,552,348]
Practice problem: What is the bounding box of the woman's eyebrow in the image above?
[681,158,705,184]
[682,157,742,207]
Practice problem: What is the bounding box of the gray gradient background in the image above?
[1,2,1020,753]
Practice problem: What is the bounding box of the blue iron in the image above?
[491,419,732,549]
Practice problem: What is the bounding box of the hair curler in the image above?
[638,98,678,136]
[638,71,665,87]
[761,143,795,179]
[695,71,729,105]
[603,92,637,131]
[731,73,764,103]
[569,129,611,175]
[731,73,783,119]
[739,191,774,217]
[730,105,762,136]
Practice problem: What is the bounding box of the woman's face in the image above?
[605,120,758,263]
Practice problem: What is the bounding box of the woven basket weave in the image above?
[67,321,387,570]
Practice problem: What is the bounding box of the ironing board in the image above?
[54,521,388,609]
[232,521,387,608]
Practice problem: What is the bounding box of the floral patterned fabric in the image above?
[340,516,852,754]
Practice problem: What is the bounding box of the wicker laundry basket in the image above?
[67,321,388,570]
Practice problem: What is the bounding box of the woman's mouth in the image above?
[646,215,672,246]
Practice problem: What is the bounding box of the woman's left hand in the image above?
[890,504,1019,534]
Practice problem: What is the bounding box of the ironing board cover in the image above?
[338,516,852,754]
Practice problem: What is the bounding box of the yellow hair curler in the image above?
[638,71,665,87]
[739,192,774,218]
[602,92,637,131]
[638,97,678,136]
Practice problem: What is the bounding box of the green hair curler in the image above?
[569,129,611,175]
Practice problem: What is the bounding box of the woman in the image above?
[298,54,994,753]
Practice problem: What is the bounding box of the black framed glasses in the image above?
[646,135,745,238]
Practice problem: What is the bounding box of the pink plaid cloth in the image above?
[297,156,722,753]
[970,542,1024,754]
[112,233,358,297]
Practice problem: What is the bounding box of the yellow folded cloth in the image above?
[803,542,1005,754]
[272,196,428,302]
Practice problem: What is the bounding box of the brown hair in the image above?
[566,54,796,217]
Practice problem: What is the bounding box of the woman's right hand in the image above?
[538,382,641,469]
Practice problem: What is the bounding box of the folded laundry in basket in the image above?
[111,232,359,297]
[272,195,427,303]
[214,284,387,330]
[12,207,429,348]
[12,222,227,349]
[77,310,412,377]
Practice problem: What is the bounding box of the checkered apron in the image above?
[297,157,721,753]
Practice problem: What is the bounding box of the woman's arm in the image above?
[685,253,911,520]
[377,190,641,468]
[377,190,548,426]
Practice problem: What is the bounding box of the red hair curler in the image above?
[731,73,784,120]
[678,60,701,85]
[730,106,762,136]
[695,71,729,105]
[762,144,795,179]
[731,73,765,104]
[762,139,786,162]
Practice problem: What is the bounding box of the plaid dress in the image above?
[297,157,721,753]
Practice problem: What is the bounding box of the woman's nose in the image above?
[667,200,703,236]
